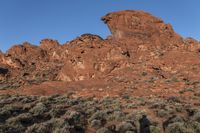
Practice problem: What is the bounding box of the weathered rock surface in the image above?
[0,10,200,99]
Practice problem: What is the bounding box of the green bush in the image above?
[116,122,136,133]
[21,96,37,103]
[157,109,169,118]
[150,126,161,133]
[108,111,125,121]
[63,110,82,124]
[166,122,193,133]
[5,113,33,132]
[25,123,49,133]
[96,127,112,133]
[49,108,64,118]
[90,119,102,129]
[88,111,108,123]
[0,108,11,123]
[126,111,146,131]
[6,113,33,126]
[189,121,200,133]
[47,118,70,132]
[29,102,47,116]
[191,111,200,122]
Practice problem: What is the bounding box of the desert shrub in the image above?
[6,113,33,127]
[125,131,136,133]
[49,108,65,118]
[85,107,98,115]
[52,95,70,104]
[194,93,200,97]
[165,106,176,113]
[186,108,199,116]
[163,115,185,128]
[122,93,130,100]
[88,111,108,123]
[191,111,200,122]
[5,113,32,132]
[81,99,97,108]
[156,109,169,118]
[150,126,161,133]
[90,119,102,129]
[0,104,24,123]
[3,125,25,133]
[52,127,71,133]
[25,123,49,133]
[0,84,11,90]
[47,118,70,131]
[126,103,137,109]
[48,94,61,99]
[115,122,136,133]
[0,94,11,101]
[26,118,71,133]
[1,104,23,114]
[100,97,121,108]
[39,96,53,104]
[29,102,47,116]
[69,125,85,133]
[126,111,146,131]
[108,111,126,121]
[63,110,82,125]
[0,108,11,123]
[189,121,200,133]
[149,101,166,109]
[141,71,148,76]
[22,103,36,112]
[167,96,181,103]
[166,122,193,133]
[66,98,80,106]
[157,106,176,118]
[175,104,184,112]
[21,96,37,103]
[6,95,24,102]
[96,127,112,133]
[136,97,146,106]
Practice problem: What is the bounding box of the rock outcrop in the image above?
[102,10,167,39]
[0,10,200,98]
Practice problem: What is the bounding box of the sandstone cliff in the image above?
[0,10,200,98]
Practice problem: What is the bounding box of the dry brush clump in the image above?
[0,94,200,133]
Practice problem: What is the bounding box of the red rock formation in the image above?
[0,10,200,98]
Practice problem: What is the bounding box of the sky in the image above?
[0,0,199,52]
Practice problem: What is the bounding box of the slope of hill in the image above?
[0,10,200,133]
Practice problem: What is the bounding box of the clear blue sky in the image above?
[0,0,199,52]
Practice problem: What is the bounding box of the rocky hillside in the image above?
[1,10,200,133]
[0,10,200,98]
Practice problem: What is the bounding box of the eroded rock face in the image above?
[57,35,130,81]
[102,10,173,39]
[184,37,200,52]
[0,10,200,97]
[40,39,60,50]
[6,42,48,63]
[39,39,64,60]
[0,41,63,87]
[102,10,185,51]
